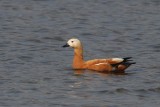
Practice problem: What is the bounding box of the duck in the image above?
[63,38,135,73]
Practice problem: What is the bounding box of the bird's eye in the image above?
[71,41,74,43]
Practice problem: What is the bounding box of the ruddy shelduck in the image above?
[63,38,135,73]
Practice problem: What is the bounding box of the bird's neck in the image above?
[73,46,84,69]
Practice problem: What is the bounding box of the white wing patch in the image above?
[95,63,108,66]
[112,58,123,62]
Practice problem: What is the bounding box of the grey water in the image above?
[0,0,160,107]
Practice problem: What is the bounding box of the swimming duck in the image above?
[63,38,135,73]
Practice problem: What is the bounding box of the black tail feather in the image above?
[123,57,132,62]
[128,62,136,65]
[111,57,136,67]
[122,61,136,66]
[123,57,136,66]
[123,57,132,60]
[111,57,136,72]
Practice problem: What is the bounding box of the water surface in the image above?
[0,0,160,107]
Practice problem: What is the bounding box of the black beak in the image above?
[62,43,70,48]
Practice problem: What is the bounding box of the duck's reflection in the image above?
[73,69,109,77]
[73,69,127,76]
[73,69,85,75]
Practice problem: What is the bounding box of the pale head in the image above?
[63,38,82,49]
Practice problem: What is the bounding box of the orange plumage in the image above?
[63,38,135,73]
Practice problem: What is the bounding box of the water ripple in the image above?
[0,0,160,107]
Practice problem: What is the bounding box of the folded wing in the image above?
[85,57,135,72]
